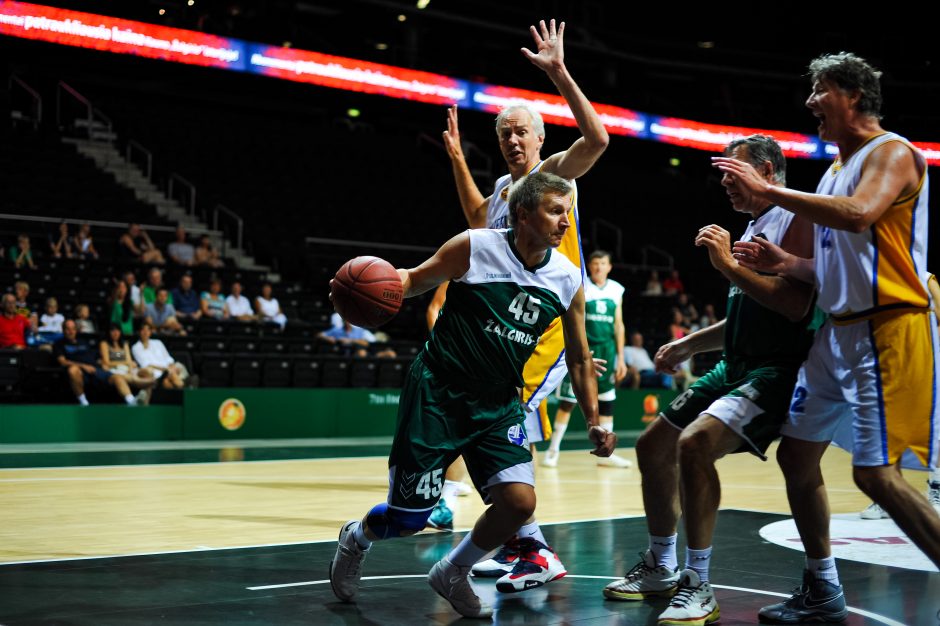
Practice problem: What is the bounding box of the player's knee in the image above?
[677,428,712,465]
[491,484,536,522]
[364,503,430,539]
[775,438,802,475]
[852,466,892,500]
[636,420,674,467]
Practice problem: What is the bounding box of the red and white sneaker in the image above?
[495,538,567,593]
[471,538,521,577]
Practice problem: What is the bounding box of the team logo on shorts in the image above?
[507,424,528,447]
[218,398,246,431]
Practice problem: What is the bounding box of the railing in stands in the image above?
[0,213,223,237]
[126,140,153,181]
[591,217,623,262]
[168,173,196,217]
[640,245,674,271]
[213,204,243,253]
[55,81,112,139]
[10,75,41,129]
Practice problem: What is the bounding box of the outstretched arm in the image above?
[396,232,471,298]
[562,286,617,457]
[655,320,725,374]
[524,19,609,180]
[442,105,489,228]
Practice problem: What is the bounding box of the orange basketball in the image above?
[331,256,403,329]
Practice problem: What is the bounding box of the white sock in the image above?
[548,421,568,453]
[77,394,89,406]
[650,534,678,570]
[448,532,490,567]
[124,394,137,406]
[806,556,840,585]
[685,546,712,582]
[929,467,940,485]
[351,521,372,550]
[517,520,547,545]
[441,480,461,509]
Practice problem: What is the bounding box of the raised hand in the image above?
[695,224,735,270]
[521,19,565,74]
[712,156,771,199]
[654,339,692,375]
[442,104,465,162]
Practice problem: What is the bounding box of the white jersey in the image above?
[584,278,625,305]
[814,132,931,319]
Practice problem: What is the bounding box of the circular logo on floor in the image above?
[759,514,939,572]
[218,398,246,431]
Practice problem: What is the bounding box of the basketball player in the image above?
[603,135,821,626]
[443,18,609,588]
[544,249,631,468]
[329,172,616,618]
[716,53,940,623]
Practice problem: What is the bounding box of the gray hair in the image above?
[724,134,787,186]
[507,171,572,227]
[495,104,545,139]
[808,52,883,118]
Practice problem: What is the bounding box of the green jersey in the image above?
[423,229,582,391]
[724,207,824,364]
[583,278,624,347]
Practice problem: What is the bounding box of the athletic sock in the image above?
[929,467,940,485]
[649,533,678,570]
[351,521,373,550]
[77,394,89,406]
[685,546,712,583]
[441,480,461,509]
[517,520,547,545]
[124,394,137,406]
[448,532,490,567]
[806,556,840,586]
[599,416,614,432]
[548,422,568,453]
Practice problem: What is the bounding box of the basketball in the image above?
[331,256,404,329]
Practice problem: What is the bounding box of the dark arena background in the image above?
[1,2,938,624]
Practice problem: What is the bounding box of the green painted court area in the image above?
[0,511,935,625]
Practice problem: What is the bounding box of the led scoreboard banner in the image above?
[2,1,938,166]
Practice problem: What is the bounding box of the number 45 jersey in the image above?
[423,229,582,391]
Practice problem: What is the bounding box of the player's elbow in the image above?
[586,130,609,153]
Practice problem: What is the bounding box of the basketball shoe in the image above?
[495,538,567,593]
[471,538,521,577]
[427,500,454,531]
[428,558,493,618]
[758,570,847,624]
[603,550,680,601]
[329,520,369,602]
[859,502,889,519]
[657,569,719,626]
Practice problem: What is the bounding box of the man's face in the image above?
[231,283,242,296]
[721,145,770,215]
[181,276,192,291]
[63,320,77,341]
[805,77,856,143]
[124,273,136,286]
[519,191,571,249]
[15,284,28,301]
[588,255,612,284]
[497,110,544,171]
[2,295,15,315]
[630,333,643,347]
[129,224,140,237]
[176,228,186,242]
[156,290,168,305]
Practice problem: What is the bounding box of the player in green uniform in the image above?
[329,172,617,619]
[543,250,631,468]
[602,135,822,626]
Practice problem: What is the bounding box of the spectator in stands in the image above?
[669,307,691,340]
[144,287,186,335]
[109,280,135,336]
[99,322,155,399]
[676,292,699,329]
[167,225,196,266]
[0,293,28,349]
[49,222,75,259]
[132,321,186,390]
[26,313,57,349]
[642,270,663,296]
[122,270,144,317]
[172,274,202,321]
[318,316,390,358]
[662,268,685,295]
[119,223,165,265]
[13,281,30,317]
[193,234,224,268]
[255,282,286,329]
[698,303,719,329]
[200,278,228,320]
[55,319,138,406]
[74,303,96,334]
[225,281,254,321]
[73,223,99,260]
[623,331,672,389]
[141,267,170,306]
[10,234,37,270]
[39,297,64,332]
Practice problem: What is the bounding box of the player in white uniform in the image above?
[717,52,940,624]
[439,18,609,590]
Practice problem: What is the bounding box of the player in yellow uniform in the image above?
[440,18,609,590]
